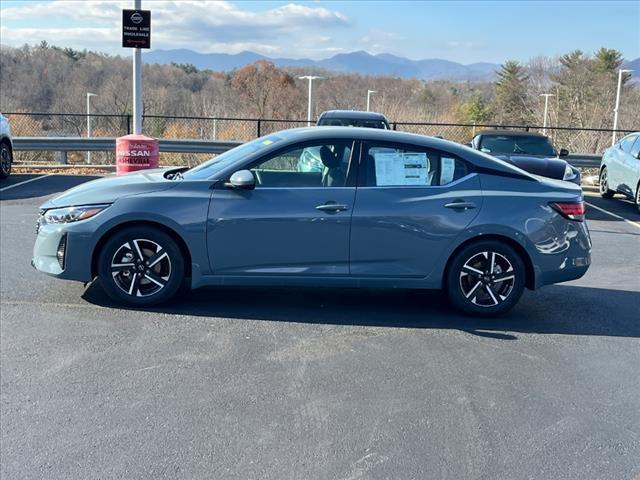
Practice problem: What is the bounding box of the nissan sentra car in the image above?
[33,127,591,316]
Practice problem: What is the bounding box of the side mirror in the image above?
[225,170,255,190]
[559,148,569,157]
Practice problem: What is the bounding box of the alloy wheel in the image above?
[599,169,608,195]
[0,146,10,175]
[459,251,515,307]
[110,239,172,297]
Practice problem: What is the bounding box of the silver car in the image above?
[32,127,591,316]
[599,132,640,212]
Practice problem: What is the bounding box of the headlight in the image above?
[43,204,110,224]
[563,165,577,181]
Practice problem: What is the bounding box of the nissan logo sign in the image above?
[131,12,143,24]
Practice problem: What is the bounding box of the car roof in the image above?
[261,127,534,176]
[319,110,389,121]
[477,130,548,138]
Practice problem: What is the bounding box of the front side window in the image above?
[620,135,638,153]
[251,141,352,188]
[363,143,469,187]
[629,137,640,159]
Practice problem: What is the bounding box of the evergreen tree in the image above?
[492,61,532,125]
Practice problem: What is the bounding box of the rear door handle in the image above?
[444,200,476,210]
[316,203,349,212]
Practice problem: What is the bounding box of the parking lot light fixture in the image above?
[298,75,324,126]
[539,93,554,135]
[612,69,633,146]
[86,92,97,164]
[367,90,377,112]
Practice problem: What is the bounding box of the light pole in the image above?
[366,90,377,112]
[539,93,554,135]
[86,92,97,164]
[298,75,323,126]
[612,69,633,146]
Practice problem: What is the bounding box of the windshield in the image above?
[319,118,389,129]
[479,135,556,156]
[183,134,284,180]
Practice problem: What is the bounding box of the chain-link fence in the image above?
[5,112,637,165]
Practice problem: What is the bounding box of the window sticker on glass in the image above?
[441,157,456,185]
[374,152,429,186]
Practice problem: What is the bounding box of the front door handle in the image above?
[316,203,349,212]
[444,200,476,210]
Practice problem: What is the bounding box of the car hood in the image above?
[492,154,567,179]
[40,168,178,209]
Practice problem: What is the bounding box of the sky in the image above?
[1,0,638,63]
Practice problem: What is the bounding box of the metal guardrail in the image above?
[13,137,242,154]
[12,136,602,169]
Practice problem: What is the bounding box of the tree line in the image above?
[0,42,637,153]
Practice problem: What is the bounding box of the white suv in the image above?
[599,132,640,212]
[0,113,13,178]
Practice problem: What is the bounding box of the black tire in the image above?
[0,142,12,179]
[599,167,615,199]
[635,183,640,214]
[446,240,526,317]
[97,226,185,306]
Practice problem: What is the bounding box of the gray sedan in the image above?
[32,127,591,316]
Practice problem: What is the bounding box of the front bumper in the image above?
[32,221,94,282]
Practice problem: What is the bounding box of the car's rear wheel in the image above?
[0,142,12,179]
[599,167,615,198]
[97,226,184,306]
[446,240,526,317]
[635,182,640,214]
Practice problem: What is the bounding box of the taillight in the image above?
[550,202,585,222]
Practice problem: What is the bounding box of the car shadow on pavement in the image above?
[0,175,101,201]
[82,283,640,340]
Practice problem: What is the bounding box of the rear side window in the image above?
[362,143,470,187]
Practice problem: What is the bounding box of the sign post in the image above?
[122,2,150,135]
[118,2,157,174]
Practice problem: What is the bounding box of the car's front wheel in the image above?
[446,240,526,317]
[599,167,615,199]
[636,182,640,214]
[0,142,12,178]
[97,226,185,306]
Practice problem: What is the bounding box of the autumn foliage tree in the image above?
[230,60,303,118]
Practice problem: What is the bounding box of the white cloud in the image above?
[445,41,484,49]
[1,1,349,58]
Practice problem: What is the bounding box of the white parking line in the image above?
[0,174,52,192]
[585,201,640,231]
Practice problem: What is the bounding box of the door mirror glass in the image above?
[226,170,255,190]
[559,148,569,157]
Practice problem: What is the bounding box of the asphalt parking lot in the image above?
[1,174,639,480]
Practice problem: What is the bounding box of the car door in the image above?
[207,139,357,276]
[620,136,640,197]
[610,134,637,191]
[350,141,482,278]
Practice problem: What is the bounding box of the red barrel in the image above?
[115,134,159,175]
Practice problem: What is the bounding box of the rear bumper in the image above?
[538,258,590,287]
